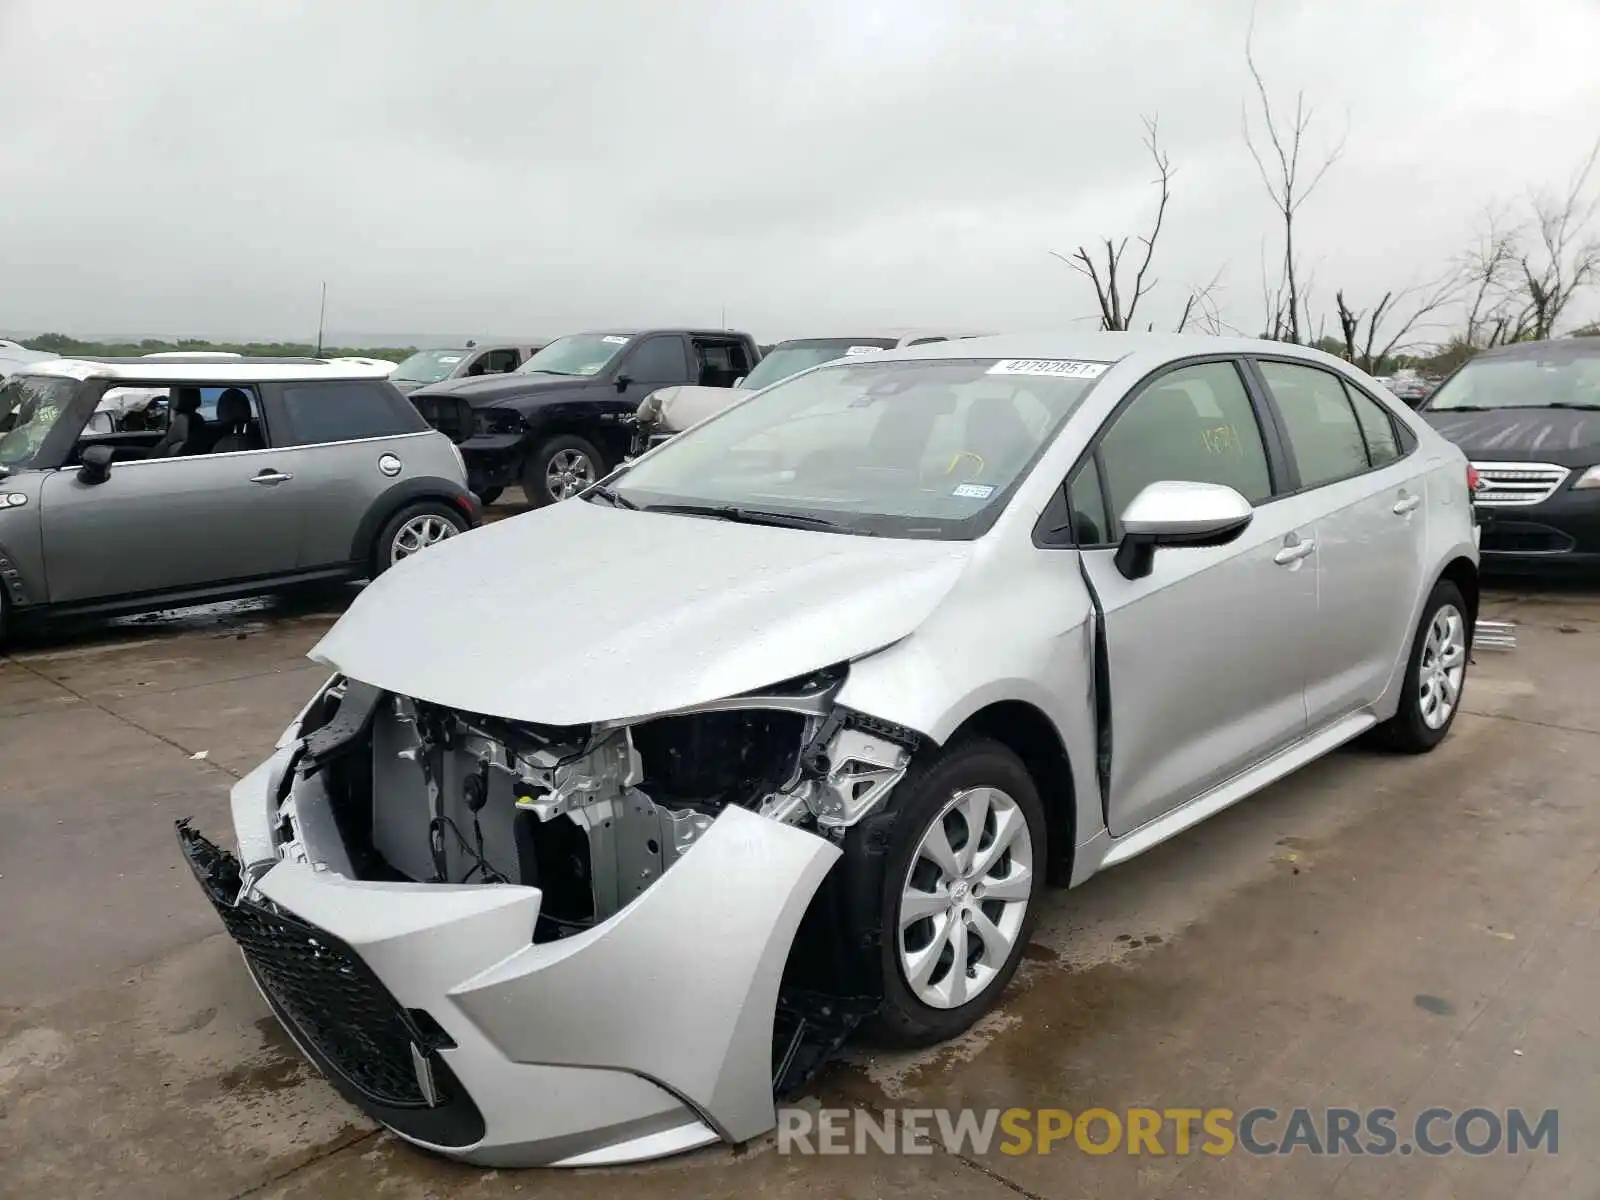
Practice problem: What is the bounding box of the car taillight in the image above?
[1466,464,1481,495]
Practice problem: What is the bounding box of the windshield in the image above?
[1426,350,1600,411]
[392,350,469,383]
[740,340,895,391]
[516,334,630,377]
[608,357,1106,540]
[0,375,78,466]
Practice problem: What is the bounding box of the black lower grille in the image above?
[177,821,444,1108]
[1481,521,1575,554]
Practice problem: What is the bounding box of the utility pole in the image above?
[314,281,328,357]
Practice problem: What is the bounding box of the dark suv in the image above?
[408,328,759,506]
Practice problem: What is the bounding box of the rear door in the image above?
[259,379,438,569]
[39,381,299,602]
[1070,359,1316,836]
[1249,358,1430,723]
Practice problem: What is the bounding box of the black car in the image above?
[1420,338,1600,573]
[408,328,759,506]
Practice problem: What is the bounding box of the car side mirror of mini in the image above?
[615,373,633,392]
[1114,480,1253,581]
[78,444,115,485]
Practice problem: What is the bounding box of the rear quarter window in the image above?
[278,381,426,446]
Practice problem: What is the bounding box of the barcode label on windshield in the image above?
[987,359,1108,379]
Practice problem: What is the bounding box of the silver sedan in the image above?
[182,333,1481,1168]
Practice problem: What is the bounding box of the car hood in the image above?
[410,372,589,407]
[641,384,744,433]
[310,499,974,726]
[1421,407,1600,467]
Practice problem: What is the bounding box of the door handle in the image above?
[1393,492,1421,514]
[1273,536,1317,565]
[251,470,293,485]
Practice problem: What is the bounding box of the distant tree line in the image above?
[22,333,417,362]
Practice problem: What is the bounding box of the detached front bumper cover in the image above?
[178,821,488,1146]
[178,791,846,1167]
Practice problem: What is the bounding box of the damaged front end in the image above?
[179,663,921,1167]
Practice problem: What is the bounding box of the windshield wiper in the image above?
[585,483,639,509]
[1546,401,1600,411]
[1431,404,1490,412]
[644,502,856,533]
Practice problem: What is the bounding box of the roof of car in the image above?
[1473,338,1600,360]
[19,356,396,382]
[565,328,756,340]
[880,331,1361,371]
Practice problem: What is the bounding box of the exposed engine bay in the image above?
[277,666,918,945]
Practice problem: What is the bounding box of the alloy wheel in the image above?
[390,514,458,565]
[546,450,596,501]
[1418,602,1466,730]
[898,786,1034,1010]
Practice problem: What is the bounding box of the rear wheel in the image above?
[867,739,1044,1048]
[520,435,604,508]
[1372,580,1469,753]
[371,500,470,577]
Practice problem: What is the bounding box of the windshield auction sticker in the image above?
[987,359,1109,379]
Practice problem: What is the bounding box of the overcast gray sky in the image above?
[1,0,1597,344]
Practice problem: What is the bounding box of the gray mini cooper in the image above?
[0,356,478,637]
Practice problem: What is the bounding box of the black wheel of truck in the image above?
[475,487,503,506]
[521,435,604,507]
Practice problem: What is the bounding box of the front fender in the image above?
[0,472,48,607]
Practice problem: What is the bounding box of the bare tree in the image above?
[1242,14,1346,343]
[1334,268,1464,372]
[1174,268,1231,334]
[1456,206,1528,348]
[1521,138,1600,340]
[1051,115,1173,331]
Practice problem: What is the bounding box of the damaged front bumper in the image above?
[180,676,913,1168]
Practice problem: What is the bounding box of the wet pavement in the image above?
[1,570,1596,1199]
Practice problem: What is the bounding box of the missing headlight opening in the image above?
[285,669,917,941]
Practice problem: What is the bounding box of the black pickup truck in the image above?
[407,328,760,506]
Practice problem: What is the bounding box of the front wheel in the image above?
[520,435,604,508]
[1371,579,1470,753]
[867,739,1045,1048]
[371,500,470,577]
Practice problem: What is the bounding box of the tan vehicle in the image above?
[631,331,988,453]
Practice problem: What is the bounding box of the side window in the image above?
[625,337,690,384]
[1068,458,1110,546]
[278,382,423,446]
[1097,361,1273,525]
[694,340,745,388]
[1257,361,1370,488]
[1343,383,1402,467]
[480,348,520,374]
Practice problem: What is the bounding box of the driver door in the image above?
[39,384,300,603]
[1070,360,1316,836]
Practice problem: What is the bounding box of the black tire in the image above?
[1371,579,1470,753]
[475,487,503,507]
[370,500,470,578]
[520,434,605,508]
[866,738,1046,1048]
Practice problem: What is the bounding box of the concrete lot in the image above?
[1,557,1596,1199]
